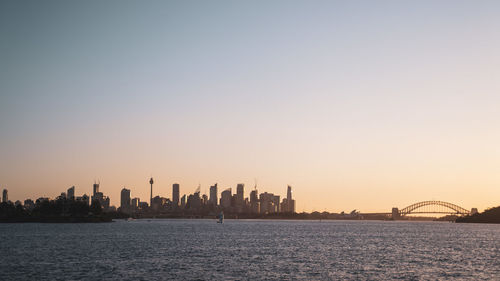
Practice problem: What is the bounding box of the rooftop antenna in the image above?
[195,183,201,194]
[254,178,258,190]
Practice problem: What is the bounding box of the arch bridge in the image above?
[394,201,471,217]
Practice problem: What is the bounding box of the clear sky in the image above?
[1,1,499,213]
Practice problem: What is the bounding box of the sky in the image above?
[1,1,499,213]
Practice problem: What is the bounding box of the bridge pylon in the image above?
[392,207,400,220]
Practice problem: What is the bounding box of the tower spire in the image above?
[149,177,154,207]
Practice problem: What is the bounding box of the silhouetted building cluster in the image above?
[1,180,297,218]
[91,182,110,210]
[0,185,113,222]
[116,180,296,216]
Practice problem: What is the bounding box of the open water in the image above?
[0,219,499,280]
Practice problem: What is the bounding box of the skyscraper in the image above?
[120,188,131,209]
[286,185,295,213]
[259,192,279,214]
[220,188,232,209]
[180,194,186,208]
[172,183,180,207]
[2,189,7,203]
[131,197,139,209]
[93,182,99,196]
[91,182,109,210]
[250,189,259,214]
[236,183,244,205]
[67,186,75,199]
[209,183,218,206]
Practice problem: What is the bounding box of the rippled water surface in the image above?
[0,220,499,280]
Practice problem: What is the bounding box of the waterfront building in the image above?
[93,183,99,196]
[2,189,8,203]
[91,182,110,210]
[76,194,90,205]
[209,183,218,206]
[57,192,67,200]
[273,195,280,213]
[131,197,139,209]
[281,185,295,213]
[250,189,260,213]
[103,197,110,209]
[236,184,244,206]
[180,195,186,208]
[67,186,75,199]
[260,192,279,214]
[120,188,131,210]
[138,201,149,209]
[24,199,35,210]
[289,199,295,213]
[172,183,180,207]
[152,196,168,211]
[220,188,232,209]
[35,197,49,206]
[187,192,201,210]
[281,198,288,213]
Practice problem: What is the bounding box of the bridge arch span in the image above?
[399,201,470,216]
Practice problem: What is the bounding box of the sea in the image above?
[0,219,499,280]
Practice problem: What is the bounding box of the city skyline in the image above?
[1,1,500,213]
[1,180,297,217]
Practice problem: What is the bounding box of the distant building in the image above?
[103,197,110,209]
[67,186,75,199]
[152,196,167,210]
[260,192,279,214]
[180,195,186,208]
[236,183,245,207]
[281,199,288,214]
[138,201,149,209]
[93,183,99,196]
[58,192,67,200]
[172,183,180,207]
[24,199,35,210]
[209,183,218,206]
[131,197,139,209]
[282,185,295,213]
[273,195,280,213]
[120,188,131,210]
[250,189,260,214]
[36,197,49,206]
[91,182,110,210]
[220,188,232,209]
[187,192,201,210]
[2,189,8,203]
[76,194,90,205]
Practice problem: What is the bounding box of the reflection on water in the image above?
[0,220,499,280]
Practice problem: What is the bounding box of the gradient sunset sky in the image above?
[1,1,499,213]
